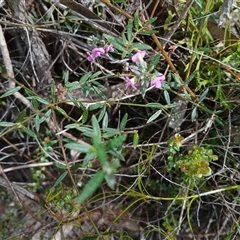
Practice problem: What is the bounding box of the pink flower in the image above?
[87,52,95,61]
[92,47,105,57]
[131,50,146,64]
[150,75,165,88]
[105,44,114,53]
[87,47,105,62]
[125,76,136,89]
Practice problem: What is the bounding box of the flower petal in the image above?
[92,48,105,57]
[125,76,136,89]
[131,50,146,64]
[106,44,114,52]
[151,75,165,88]
[87,52,95,62]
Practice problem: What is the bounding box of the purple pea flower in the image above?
[131,50,146,64]
[105,44,114,53]
[150,74,165,88]
[92,47,105,56]
[125,76,136,89]
[87,52,95,61]
[87,47,105,62]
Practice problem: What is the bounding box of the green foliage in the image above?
[1,0,240,238]
[46,183,78,212]
[103,14,157,59]
[0,86,21,98]
[66,114,127,203]
[31,137,57,191]
[167,134,218,181]
[147,110,162,123]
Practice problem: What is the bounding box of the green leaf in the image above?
[39,109,51,123]
[82,109,88,124]
[133,10,142,29]
[53,162,67,169]
[53,171,68,187]
[119,113,128,131]
[183,89,191,101]
[65,21,73,32]
[138,29,158,35]
[22,126,36,138]
[0,86,21,98]
[66,15,79,21]
[129,43,152,51]
[102,128,119,138]
[103,34,125,52]
[63,70,69,84]
[148,54,160,72]
[81,236,98,240]
[144,17,157,26]
[215,117,224,127]
[121,50,128,59]
[89,102,105,111]
[66,92,82,108]
[199,88,209,103]
[70,163,81,170]
[172,73,183,86]
[166,103,180,108]
[92,115,101,138]
[199,106,213,114]
[105,173,116,190]
[97,106,106,122]
[108,149,124,161]
[51,80,56,103]
[27,15,35,25]
[76,170,105,204]
[186,71,197,84]
[65,142,92,153]
[35,115,40,132]
[92,138,107,165]
[102,112,108,129]
[121,33,127,46]
[133,132,139,149]
[108,134,127,149]
[91,71,102,79]
[147,110,162,123]
[32,96,49,105]
[0,122,15,127]
[76,126,94,138]
[65,123,80,129]
[127,19,133,41]
[191,107,198,121]
[63,8,69,16]
[146,103,162,108]
[164,90,171,105]
[79,72,92,84]
[32,98,39,111]
[83,153,96,167]
[92,80,105,88]
[17,109,27,122]
[110,41,125,52]
[66,81,81,91]
[55,106,67,116]
[92,86,106,100]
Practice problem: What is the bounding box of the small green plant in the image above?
[1,0,240,238]
[46,183,79,215]
[31,137,58,192]
[167,133,218,181]
[65,113,128,203]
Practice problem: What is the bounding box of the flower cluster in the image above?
[87,44,114,62]
[86,44,165,93]
[125,50,165,90]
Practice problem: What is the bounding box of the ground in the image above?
[0,0,240,239]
